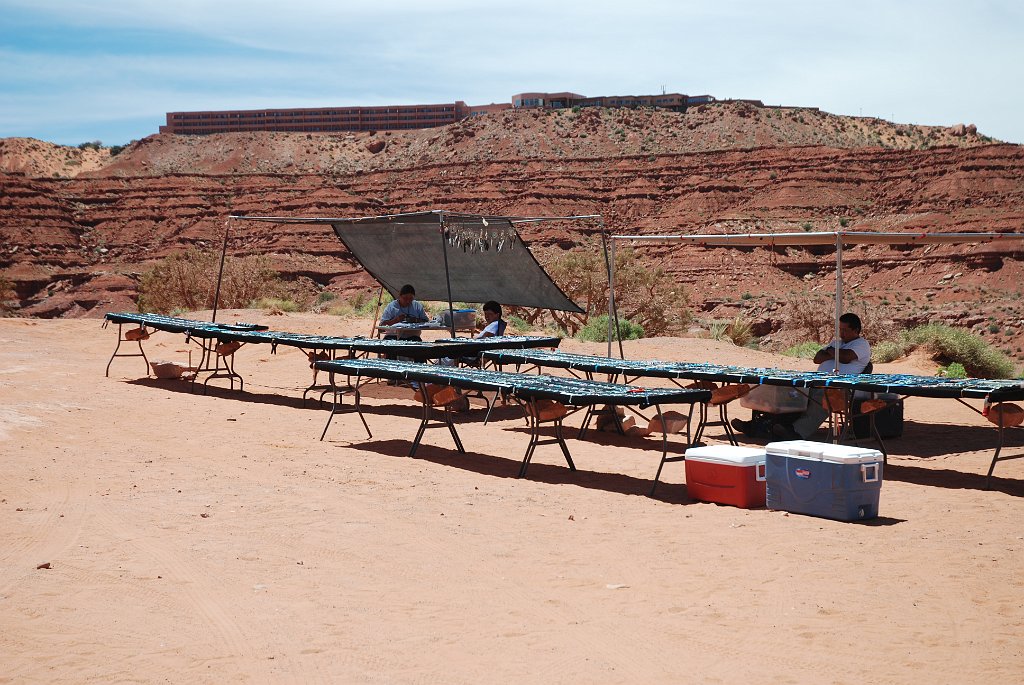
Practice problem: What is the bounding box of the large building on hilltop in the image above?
[159,101,499,135]
[159,91,718,135]
[511,91,709,111]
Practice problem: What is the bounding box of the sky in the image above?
[1,0,1022,146]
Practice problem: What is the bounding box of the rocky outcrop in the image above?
[0,105,1022,361]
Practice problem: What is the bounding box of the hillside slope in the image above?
[0,103,1021,362]
[0,102,996,180]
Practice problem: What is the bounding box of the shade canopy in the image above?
[607,229,1024,362]
[232,211,588,313]
[611,230,1024,247]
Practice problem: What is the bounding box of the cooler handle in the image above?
[861,463,880,483]
[756,463,766,482]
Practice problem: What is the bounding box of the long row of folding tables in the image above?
[103,312,561,397]
[482,349,1024,486]
[314,358,712,493]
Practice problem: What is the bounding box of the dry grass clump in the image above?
[138,249,284,314]
[706,317,755,347]
[785,291,897,345]
[724,316,754,347]
[327,290,386,318]
[0,275,16,314]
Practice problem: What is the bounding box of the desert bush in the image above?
[138,249,283,314]
[724,316,754,347]
[785,290,898,345]
[783,341,822,359]
[904,323,1015,378]
[541,240,691,337]
[577,314,644,342]
[0,274,16,314]
[938,362,968,379]
[708,321,728,341]
[786,292,835,344]
[327,289,383,317]
[252,297,300,313]
[874,324,1015,378]
[872,339,911,363]
[507,315,530,333]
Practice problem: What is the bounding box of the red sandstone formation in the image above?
[1,102,1022,358]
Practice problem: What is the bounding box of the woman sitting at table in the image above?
[475,300,507,338]
[380,284,428,341]
[443,301,508,369]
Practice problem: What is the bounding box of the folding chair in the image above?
[821,388,892,462]
[687,380,752,446]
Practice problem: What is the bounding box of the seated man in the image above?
[733,312,871,440]
[379,284,428,341]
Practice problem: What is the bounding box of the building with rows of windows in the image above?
[160,91,718,135]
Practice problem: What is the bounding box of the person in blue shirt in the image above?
[379,284,428,341]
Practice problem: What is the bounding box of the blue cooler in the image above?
[765,440,883,521]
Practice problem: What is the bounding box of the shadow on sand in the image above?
[122,376,1023,497]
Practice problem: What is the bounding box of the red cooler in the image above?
[684,445,767,508]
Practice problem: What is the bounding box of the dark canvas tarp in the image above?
[233,211,586,312]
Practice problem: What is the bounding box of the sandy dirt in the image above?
[1,311,1022,683]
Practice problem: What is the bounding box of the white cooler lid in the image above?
[685,445,766,466]
[818,444,883,464]
[765,439,881,463]
[765,440,831,460]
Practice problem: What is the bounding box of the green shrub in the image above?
[872,339,911,363]
[876,323,1016,378]
[938,362,968,378]
[507,315,530,333]
[315,291,336,306]
[252,297,300,312]
[783,341,823,359]
[328,290,383,317]
[577,314,644,342]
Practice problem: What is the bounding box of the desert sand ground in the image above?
[1,311,1022,684]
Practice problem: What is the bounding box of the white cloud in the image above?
[1,0,1022,143]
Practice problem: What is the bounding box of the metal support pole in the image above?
[833,234,844,373]
[370,285,385,337]
[439,212,457,337]
[211,218,231,323]
[602,224,625,359]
